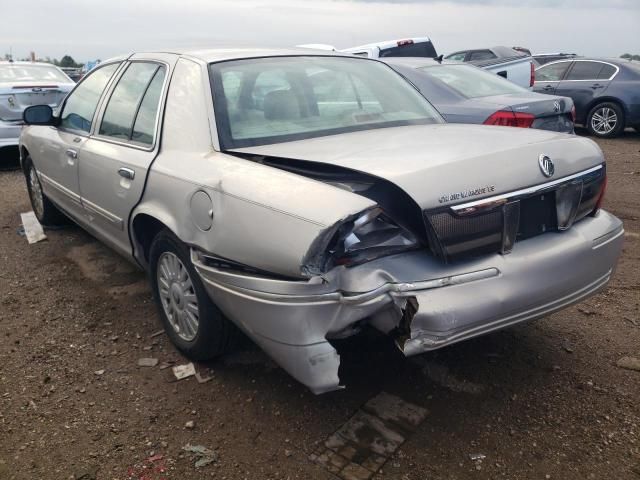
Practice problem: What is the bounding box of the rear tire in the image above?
[586,102,625,138]
[149,229,239,360]
[24,157,67,226]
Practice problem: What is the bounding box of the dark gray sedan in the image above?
[385,58,575,132]
[534,58,640,138]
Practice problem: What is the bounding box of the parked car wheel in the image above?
[149,230,239,360]
[586,102,625,138]
[24,157,67,226]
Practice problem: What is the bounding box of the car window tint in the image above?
[566,61,604,80]
[469,50,497,61]
[535,62,571,81]
[99,62,160,141]
[445,52,467,62]
[60,63,119,133]
[131,67,166,146]
[597,64,617,80]
[420,64,525,98]
[379,42,437,58]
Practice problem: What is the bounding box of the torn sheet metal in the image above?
[20,211,46,244]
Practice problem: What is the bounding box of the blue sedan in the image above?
[534,58,640,138]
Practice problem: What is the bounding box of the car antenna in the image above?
[435,54,443,64]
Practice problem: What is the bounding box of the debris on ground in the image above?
[616,356,640,372]
[182,444,217,468]
[138,358,159,367]
[172,362,196,380]
[311,391,428,479]
[195,370,213,384]
[94,369,105,376]
[185,420,195,429]
[469,453,487,461]
[20,212,47,244]
[150,329,165,338]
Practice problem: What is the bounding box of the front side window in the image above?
[211,56,443,149]
[99,62,165,144]
[535,61,571,82]
[445,52,467,62]
[469,50,497,61]
[565,61,605,80]
[60,63,120,133]
[420,64,525,98]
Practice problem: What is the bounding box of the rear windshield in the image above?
[379,41,437,58]
[418,64,526,98]
[0,64,70,83]
[210,56,443,148]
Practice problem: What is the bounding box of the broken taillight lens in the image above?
[483,110,535,128]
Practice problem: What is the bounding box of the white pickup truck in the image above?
[328,38,534,89]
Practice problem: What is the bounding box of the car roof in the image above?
[110,48,352,64]
[381,57,464,68]
[0,61,61,67]
[538,57,631,67]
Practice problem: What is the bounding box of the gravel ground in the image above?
[0,130,638,480]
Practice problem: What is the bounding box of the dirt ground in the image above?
[0,130,638,480]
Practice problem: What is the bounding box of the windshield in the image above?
[210,56,443,148]
[419,64,526,98]
[0,64,71,83]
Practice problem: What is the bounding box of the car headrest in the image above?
[263,89,301,121]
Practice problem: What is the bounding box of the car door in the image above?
[554,60,618,123]
[77,57,172,256]
[533,60,572,95]
[30,63,121,221]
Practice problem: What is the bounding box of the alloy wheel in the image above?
[29,167,45,220]
[591,107,618,135]
[156,252,200,341]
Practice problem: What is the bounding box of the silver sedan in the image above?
[19,49,623,394]
[1,61,74,157]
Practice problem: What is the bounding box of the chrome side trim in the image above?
[451,164,603,211]
[38,172,81,204]
[83,198,124,230]
[535,59,620,81]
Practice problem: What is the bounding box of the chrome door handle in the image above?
[543,85,554,91]
[118,167,135,180]
[66,149,78,159]
[591,83,604,89]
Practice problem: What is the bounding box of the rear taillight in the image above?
[484,110,535,128]
[529,61,535,87]
[570,105,576,123]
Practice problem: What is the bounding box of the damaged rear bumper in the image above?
[193,211,623,394]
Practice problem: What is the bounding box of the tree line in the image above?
[3,53,84,68]
[620,53,640,61]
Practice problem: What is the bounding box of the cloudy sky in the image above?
[3,0,639,62]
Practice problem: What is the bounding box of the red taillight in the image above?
[594,174,607,213]
[570,105,576,122]
[484,110,535,128]
[530,61,535,87]
[397,39,414,46]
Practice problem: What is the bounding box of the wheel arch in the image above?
[19,145,31,175]
[130,211,180,269]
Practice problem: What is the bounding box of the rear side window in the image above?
[379,41,437,58]
[597,64,617,80]
[99,62,166,145]
[536,61,571,81]
[469,50,497,61]
[566,61,605,80]
[60,63,120,133]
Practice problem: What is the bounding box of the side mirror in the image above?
[23,105,56,126]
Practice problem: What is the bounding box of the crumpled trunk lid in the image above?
[0,82,72,121]
[230,123,602,211]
